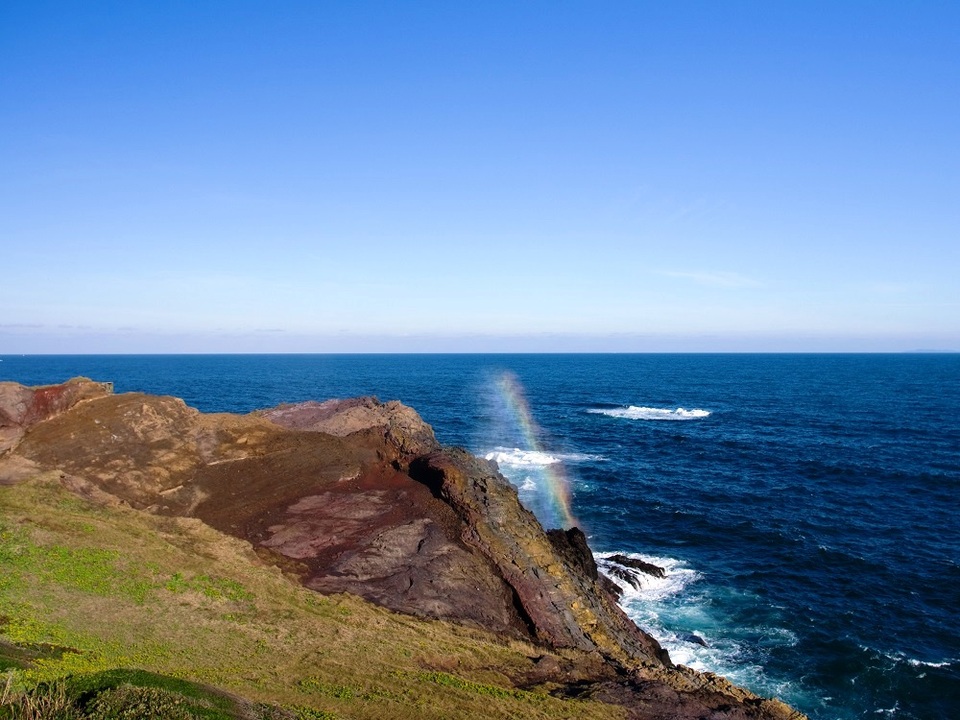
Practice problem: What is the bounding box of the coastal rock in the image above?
[259,396,441,460]
[0,376,113,454]
[409,448,671,666]
[598,554,669,595]
[608,554,667,579]
[0,380,807,720]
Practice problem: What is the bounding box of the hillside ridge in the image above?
[0,378,805,720]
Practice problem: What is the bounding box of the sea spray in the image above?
[482,371,579,530]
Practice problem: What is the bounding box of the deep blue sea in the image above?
[2,354,958,720]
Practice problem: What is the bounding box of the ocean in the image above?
[2,353,958,720]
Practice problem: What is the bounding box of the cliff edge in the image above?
[0,378,805,720]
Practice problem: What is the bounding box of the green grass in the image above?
[0,523,153,604]
[0,667,339,720]
[0,474,625,719]
[416,671,547,703]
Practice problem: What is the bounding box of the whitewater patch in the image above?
[908,659,953,669]
[866,647,956,670]
[518,477,537,492]
[484,447,605,468]
[589,406,711,421]
[597,551,804,707]
[595,551,698,601]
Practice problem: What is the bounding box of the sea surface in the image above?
[2,353,958,720]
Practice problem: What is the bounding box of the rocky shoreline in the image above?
[0,378,806,719]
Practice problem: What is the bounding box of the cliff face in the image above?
[409,449,670,665]
[0,379,805,720]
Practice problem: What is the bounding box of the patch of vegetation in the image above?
[0,669,319,720]
[416,670,547,703]
[0,477,623,720]
[0,522,153,604]
[287,707,338,720]
[297,676,404,705]
[0,638,70,672]
[1,673,76,720]
[67,669,237,718]
[165,573,253,602]
[297,678,357,699]
[84,684,197,719]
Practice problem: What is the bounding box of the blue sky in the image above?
[1,1,957,353]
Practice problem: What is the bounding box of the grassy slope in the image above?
[0,473,625,720]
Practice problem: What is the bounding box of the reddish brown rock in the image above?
[410,448,671,666]
[0,380,806,720]
[259,396,441,461]
[0,376,113,454]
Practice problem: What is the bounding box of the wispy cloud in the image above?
[658,270,762,289]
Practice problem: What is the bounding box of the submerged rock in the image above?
[607,554,667,579]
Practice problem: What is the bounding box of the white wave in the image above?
[484,447,605,468]
[908,659,952,668]
[864,645,955,669]
[555,451,607,463]
[519,477,537,492]
[597,551,803,705]
[589,406,711,421]
[595,551,699,601]
[485,448,560,467]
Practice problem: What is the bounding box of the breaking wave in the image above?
[596,551,803,706]
[588,406,711,420]
[484,447,605,468]
[595,551,698,601]
[863,646,956,670]
[518,477,537,492]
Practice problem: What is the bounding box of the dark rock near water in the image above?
[410,448,670,663]
[607,554,667,579]
[605,564,644,590]
[596,555,668,595]
[548,526,600,580]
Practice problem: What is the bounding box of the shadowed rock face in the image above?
[409,449,671,666]
[0,379,806,720]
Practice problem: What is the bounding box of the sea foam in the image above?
[484,447,604,468]
[595,551,698,601]
[596,550,803,704]
[588,406,711,421]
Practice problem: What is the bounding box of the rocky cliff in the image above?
[0,378,805,720]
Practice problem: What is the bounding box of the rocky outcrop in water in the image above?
[0,378,806,720]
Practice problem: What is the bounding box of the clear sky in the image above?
[1,1,957,353]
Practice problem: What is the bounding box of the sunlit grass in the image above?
[0,473,624,719]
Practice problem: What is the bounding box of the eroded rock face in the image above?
[260,397,441,461]
[409,448,671,666]
[0,377,113,455]
[0,380,807,720]
[248,462,528,637]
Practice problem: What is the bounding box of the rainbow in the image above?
[494,371,579,530]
